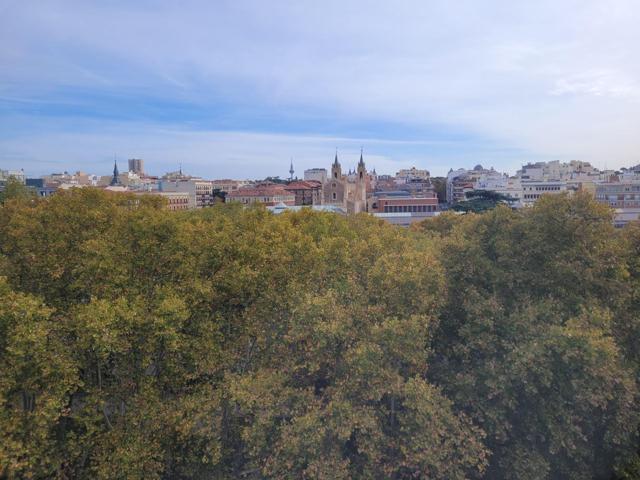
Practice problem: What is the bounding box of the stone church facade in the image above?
[324,151,368,213]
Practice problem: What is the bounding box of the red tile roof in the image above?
[284,180,322,190]
[228,185,294,198]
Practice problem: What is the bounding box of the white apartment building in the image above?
[517,160,597,181]
[475,175,524,207]
[0,168,26,183]
[521,181,572,206]
[446,166,503,204]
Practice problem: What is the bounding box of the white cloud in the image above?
[551,70,640,99]
[1,0,640,173]
[0,125,470,178]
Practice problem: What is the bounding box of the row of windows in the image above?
[524,185,561,191]
[240,196,294,203]
[603,194,640,200]
[383,204,436,213]
[598,186,640,193]
[607,201,640,207]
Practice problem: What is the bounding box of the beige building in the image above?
[159,178,216,208]
[227,183,295,206]
[284,180,323,206]
[132,191,191,210]
[396,167,430,181]
[211,179,250,193]
[156,191,191,210]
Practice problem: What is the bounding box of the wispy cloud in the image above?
[0,121,528,178]
[551,70,640,99]
[1,0,639,176]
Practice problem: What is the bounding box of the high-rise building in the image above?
[128,158,144,175]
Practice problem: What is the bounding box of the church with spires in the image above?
[324,149,368,213]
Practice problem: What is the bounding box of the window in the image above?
[332,192,337,200]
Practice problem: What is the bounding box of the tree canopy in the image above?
[451,189,516,213]
[0,189,638,479]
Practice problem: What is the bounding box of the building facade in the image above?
[128,158,144,175]
[396,167,430,181]
[446,165,503,204]
[521,181,571,206]
[304,168,328,184]
[284,180,323,206]
[227,183,296,206]
[211,179,250,193]
[596,182,640,209]
[323,151,368,213]
[159,178,216,208]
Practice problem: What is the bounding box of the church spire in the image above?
[110,157,121,186]
[357,147,366,181]
[331,149,342,179]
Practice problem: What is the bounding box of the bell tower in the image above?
[355,148,367,212]
[331,149,342,179]
[357,147,366,181]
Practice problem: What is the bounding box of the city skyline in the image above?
[2,1,640,177]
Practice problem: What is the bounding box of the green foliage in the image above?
[0,178,36,205]
[430,176,447,203]
[451,189,516,213]
[257,176,288,184]
[425,193,639,479]
[0,188,638,479]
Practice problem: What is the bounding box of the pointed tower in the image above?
[110,158,121,186]
[355,148,367,213]
[357,147,366,180]
[289,159,295,181]
[331,149,342,179]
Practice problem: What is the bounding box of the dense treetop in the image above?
[0,188,638,479]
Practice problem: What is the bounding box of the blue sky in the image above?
[1,0,639,178]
